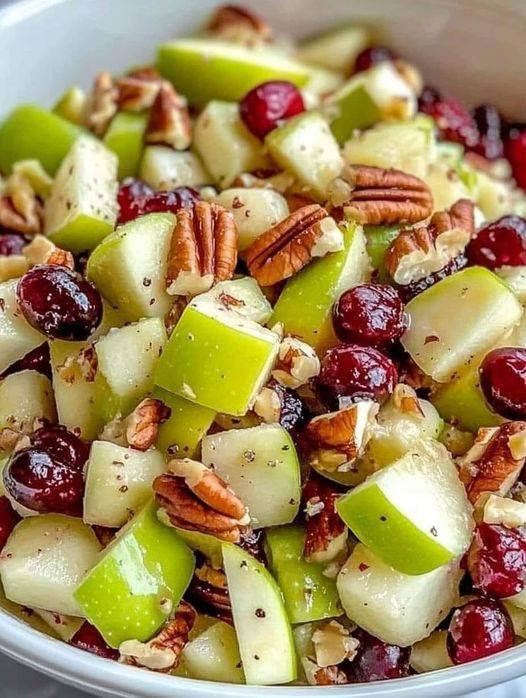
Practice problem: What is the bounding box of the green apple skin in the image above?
[74,501,195,648]
[365,225,400,281]
[271,222,369,353]
[53,86,86,125]
[222,543,297,685]
[0,370,56,432]
[296,25,370,72]
[103,112,147,180]
[0,105,81,175]
[265,525,341,624]
[157,39,309,105]
[158,514,224,570]
[0,279,45,375]
[327,80,380,145]
[336,440,473,575]
[401,267,523,383]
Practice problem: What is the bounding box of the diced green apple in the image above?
[83,441,166,527]
[504,601,526,638]
[476,171,516,221]
[222,543,296,685]
[44,136,118,253]
[33,608,83,642]
[271,222,369,353]
[157,39,310,105]
[201,424,301,528]
[182,619,245,683]
[401,267,523,383]
[410,630,453,673]
[337,544,461,646]
[498,266,526,304]
[140,146,210,190]
[159,519,224,571]
[423,161,471,213]
[365,225,400,280]
[0,279,45,375]
[336,439,473,575]
[103,112,147,180]
[0,370,56,433]
[296,25,370,72]
[87,212,175,322]
[74,501,195,647]
[53,86,87,125]
[0,515,101,616]
[154,297,280,416]
[265,112,343,201]
[201,277,273,324]
[265,525,341,623]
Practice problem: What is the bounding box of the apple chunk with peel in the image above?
[336,439,473,575]
[401,267,523,383]
[271,222,370,353]
[201,424,301,528]
[337,544,461,646]
[74,501,195,647]
[154,297,280,416]
[297,25,370,72]
[140,146,210,190]
[103,112,146,180]
[0,279,45,375]
[201,277,273,325]
[0,370,56,432]
[181,618,245,683]
[0,515,101,617]
[222,543,297,685]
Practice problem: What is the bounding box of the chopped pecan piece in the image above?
[166,201,237,297]
[23,234,75,270]
[302,473,347,564]
[124,398,171,451]
[312,621,360,668]
[385,199,474,285]
[119,601,196,672]
[312,665,349,686]
[0,172,43,235]
[84,71,118,136]
[272,336,321,389]
[116,67,161,111]
[187,562,232,623]
[56,344,98,385]
[145,82,192,151]
[327,165,433,226]
[205,4,271,45]
[458,422,526,504]
[246,204,343,286]
[391,383,424,418]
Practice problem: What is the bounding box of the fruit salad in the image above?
[1,3,526,687]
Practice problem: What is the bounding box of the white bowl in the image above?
[1,0,526,695]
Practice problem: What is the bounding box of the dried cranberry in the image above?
[0,232,28,256]
[315,344,398,409]
[467,523,526,597]
[479,347,526,419]
[447,598,514,664]
[420,96,479,149]
[505,126,526,190]
[397,254,467,302]
[348,629,411,682]
[117,178,200,224]
[268,379,308,432]
[333,284,407,347]
[418,85,442,112]
[0,496,20,550]
[471,104,504,160]
[17,265,102,341]
[1,343,51,379]
[70,622,119,660]
[466,216,526,269]
[32,424,90,471]
[239,81,305,140]
[354,46,398,74]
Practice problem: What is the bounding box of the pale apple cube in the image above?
[410,630,453,673]
[0,279,44,374]
[140,146,211,190]
[297,26,370,72]
[0,370,56,431]
[200,277,273,325]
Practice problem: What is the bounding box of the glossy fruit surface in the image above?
[447,598,514,664]
[354,46,397,74]
[70,622,119,660]
[466,216,526,269]
[479,347,526,419]
[0,496,20,550]
[1,342,51,379]
[17,265,102,341]
[467,523,526,598]
[0,232,28,256]
[472,104,504,160]
[333,284,406,346]
[420,96,479,148]
[239,81,305,139]
[32,424,90,471]
[349,629,411,682]
[505,126,526,190]
[117,178,200,224]
[267,379,308,432]
[398,254,467,302]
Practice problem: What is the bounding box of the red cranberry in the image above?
[239,81,305,140]
[32,424,90,471]
[447,598,514,664]
[479,347,526,419]
[505,126,526,190]
[467,523,526,597]
[354,46,398,74]
[333,284,406,347]
[0,496,20,550]
[349,629,411,682]
[420,96,479,149]
[315,344,398,409]
[70,622,119,660]
[0,232,28,256]
[466,216,526,269]
[471,104,504,160]
[397,254,467,302]
[17,265,102,341]
[266,379,308,432]
[1,343,51,379]
[117,178,200,224]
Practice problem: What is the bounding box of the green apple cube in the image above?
[182,619,245,683]
[0,105,81,175]
[0,279,45,374]
[477,170,515,221]
[265,525,341,624]
[159,518,224,571]
[74,501,195,647]
[401,267,523,383]
[304,67,343,99]
[87,212,174,322]
[201,424,301,528]
[0,370,55,432]
[53,86,86,125]
[157,39,310,105]
[154,297,280,416]
[423,161,471,213]
[504,601,526,638]
[201,277,273,324]
[222,543,296,685]
[213,188,289,251]
[194,101,269,188]
[410,631,453,674]
[152,387,216,458]
[33,608,83,642]
[337,543,460,646]
[271,222,369,353]
[498,266,526,304]
[337,440,473,575]
[365,225,400,279]
[83,441,166,527]
[265,112,343,201]
[0,515,101,616]
[140,146,210,190]
[103,112,147,180]
[44,136,118,253]
[297,25,370,72]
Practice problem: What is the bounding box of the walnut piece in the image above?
[23,234,75,270]
[312,621,360,668]
[56,344,98,385]
[205,4,271,45]
[124,398,171,451]
[116,67,162,112]
[84,71,118,136]
[0,172,43,235]
[302,473,347,564]
[145,81,192,151]
[272,336,320,389]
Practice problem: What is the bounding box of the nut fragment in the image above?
[246,204,343,286]
[482,494,526,528]
[166,201,238,297]
[385,199,474,285]
[56,344,98,385]
[327,165,433,226]
[205,4,271,45]
[84,71,118,136]
[312,621,360,668]
[272,336,321,389]
[116,67,162,111]
[187,562,232,623]
[302,473,347,564]
[391,383,424,418]
[23,234,75,270]
[145,82,192,151]
[124,398,171,451]
[0,172,43,235]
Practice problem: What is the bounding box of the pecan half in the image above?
[272,336,321,389]
[302,473,347,564]
[166,201,237,297]
[116,67,161,112]
[327,165,433,226]
[187,562,232,623]
[458,422,526,504]
[385,199,474,285]
[119,601,196,672]
[0,172,43,235]
[124,398,171,451]
[205,4,271,45]
[23,234,75,270]
[145,82,192,151]
[246,204,343,286]
[84,71,118,136]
